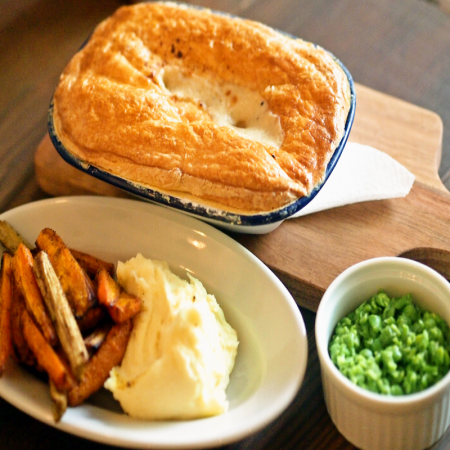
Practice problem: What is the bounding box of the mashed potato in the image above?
[104,254,238,420]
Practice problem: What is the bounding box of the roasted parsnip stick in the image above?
[68,320,132,407]
[22,308,74,392]
[0,253,13,376]
[33,251,89,379]
[12,244,57,346]
[0,220,33,254]
[49,379,68,423]
[36,229,96,318]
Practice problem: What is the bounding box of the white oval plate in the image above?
[0,196,307,449]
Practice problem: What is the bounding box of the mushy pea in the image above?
[329,291,450,395]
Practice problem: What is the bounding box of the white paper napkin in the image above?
[291,142,415,218]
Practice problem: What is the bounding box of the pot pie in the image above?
[52,2,352,214]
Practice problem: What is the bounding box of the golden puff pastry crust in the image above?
[52,2,352,213]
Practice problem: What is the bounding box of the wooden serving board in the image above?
[34,83,450,311]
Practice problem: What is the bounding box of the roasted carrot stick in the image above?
[12,244,57,346]
[69,248,114,279]
[96,268,120,306]
[22,308,74,392]
[76,306,106,334]
[108,292,142,324]
[9,285,35,366]
[97,269,141,323]
[0,253,13,376]
[67,320,132,406]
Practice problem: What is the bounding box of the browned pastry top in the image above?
[53,2,351,213]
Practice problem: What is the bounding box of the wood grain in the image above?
[234,182,450,310]
[398,247,450,280]
[3,1,450,449]
[34,134,128,198]
[349,85,445,192]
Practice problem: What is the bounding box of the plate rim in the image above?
[0,196,308,449]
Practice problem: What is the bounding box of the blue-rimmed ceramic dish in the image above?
[47,6,356,235]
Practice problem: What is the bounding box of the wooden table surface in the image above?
[1,1,450,449]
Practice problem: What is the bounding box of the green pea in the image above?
[372,337,383,352]
[375,292,390,308]
[381,349,397,372]
[416,329,429,351]
[429,327,444,344]
[360,348,373,359]
[343,330,359,350]
[412,319,424,334]
[390,384,404,396]
[368,314,382,333]
[394,295,412,311]
[404,304,419,322]
[380,325,397,346]
[388,368,404,384]
[383,305,396,320]
[424,316,436,330]
[399,324,410,342]
[404,370,418,394]
[397,314,411,328]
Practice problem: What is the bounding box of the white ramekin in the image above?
[316,257,450,450]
